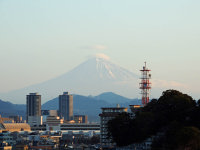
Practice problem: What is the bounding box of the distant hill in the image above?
[94,92,133,104]
[0,99,26,119]
[0,92,141,122]
[42,92,140,122]
[42,95,109,122]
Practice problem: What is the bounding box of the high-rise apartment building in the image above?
[59,92,73,121]
[26,93,42,126]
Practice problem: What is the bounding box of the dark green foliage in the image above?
[133,112,156,143]
[197,99,200,106]
[176,126,200,150]
[107,89,200,149]
[107,112,134,146]
[152,123,200,150]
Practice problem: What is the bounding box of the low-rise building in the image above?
[0,123,31,132]
[60,123,100,132]
[28,116,43,127]
[46,116,64,131]
[41,110,58,123]
[0,116,14,124]
[8,116,23,123]
[0,132,15,146]
[74,115,88,123]
[31,124,46,131]
[0,141,12,150]
[15,144,29,150]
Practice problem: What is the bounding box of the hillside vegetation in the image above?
[107,90,200,150]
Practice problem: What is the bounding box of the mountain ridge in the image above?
[42,92,140,122]
[94,92,133,104]
[0,92,140,122]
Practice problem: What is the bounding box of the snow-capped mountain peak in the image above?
[74,54,138,81]
[95,53,110,61]
[1,54,139,103]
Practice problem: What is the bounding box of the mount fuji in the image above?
[1,54,140,104]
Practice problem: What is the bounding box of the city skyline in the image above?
[0,1,200,100]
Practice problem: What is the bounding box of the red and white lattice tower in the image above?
[140,62,151,106]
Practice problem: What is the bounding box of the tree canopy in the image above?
[107,90,200,149]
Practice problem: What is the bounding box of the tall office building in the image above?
[26,93,42,126]
[59,92,73,121]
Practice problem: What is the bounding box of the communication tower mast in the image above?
[140,62,151,106]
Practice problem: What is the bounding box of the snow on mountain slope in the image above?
[1,54,139,103]
[65,54,138,82]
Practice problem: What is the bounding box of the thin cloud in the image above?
[152,79,188,89]
[82,44,107,50]
[92,45,107,50]
[95,53,110,60]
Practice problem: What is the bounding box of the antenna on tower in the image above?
[140,62,151,106]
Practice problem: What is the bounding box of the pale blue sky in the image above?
[0,0,200,98]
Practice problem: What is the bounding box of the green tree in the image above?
[107,90,199,149]
[107,112,134,146]
[152,124,200,150]
[176,126,200,150]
